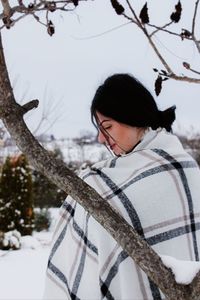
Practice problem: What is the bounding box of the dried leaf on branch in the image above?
[28,3,34,10]
[155,75,162,96]
[170,1,182,23]
[110,0,125,15]
[47,20,55,36]
[139,2,149,24]
[183,62,190,70]
[181,29,192,40]
[72,0,79,7]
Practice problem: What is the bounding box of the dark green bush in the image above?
[0,154,34,236]
[34,209,51,231]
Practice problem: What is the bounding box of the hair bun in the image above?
[158,105,176,132]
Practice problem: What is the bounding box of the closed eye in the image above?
[103,126,111,130]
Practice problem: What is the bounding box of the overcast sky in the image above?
[1,0,200,138]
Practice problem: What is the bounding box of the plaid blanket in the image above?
[43,128,200,300]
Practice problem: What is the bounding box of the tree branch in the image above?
[21,99,39,114]
[0,1,75,30]
[0,0,11,16]
[149,22,181,38]
[1,2,200,298]
[170,74,200,83]
[0,30,199,299]
[190,271,200,299]
[190,0,200,54]
[192,0,200,35]
[124,0,200,87]
[125,0,173,75]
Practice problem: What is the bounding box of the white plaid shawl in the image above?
[43,128,200,300]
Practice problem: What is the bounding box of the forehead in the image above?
[96,112,112,124]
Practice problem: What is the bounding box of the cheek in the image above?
[118,132,134,151]
[115,130,126,143]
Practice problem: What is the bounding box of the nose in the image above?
[98,130,107,144]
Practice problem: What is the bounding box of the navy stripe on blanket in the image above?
[62,201,75,216]
[100,251,128,300]
[147,222,200,245]
[48,261,81,300]
[100,223,200,299]
[152,149,199,261]
[149,280,162,300]
[105,160,197,200]
[71,214,90,297]
[48,205,97,298]
[72,219,98,255]
[49,201,97,260]
[95,169,144,236]
[95,169,161,300]
[62,201,98,255]
[100,279,115,300]
[109,157,118,168]
[48,202,74,261]
[48,222,68,262]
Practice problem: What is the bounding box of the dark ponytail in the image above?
[152,105,176,132]
[91,73,176,132]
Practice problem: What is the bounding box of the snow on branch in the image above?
[161,255,200,285]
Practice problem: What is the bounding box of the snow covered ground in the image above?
[1,208,200,300]
[0,209,59,300]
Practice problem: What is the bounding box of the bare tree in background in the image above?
[1,1,200,299]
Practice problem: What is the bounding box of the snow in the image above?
[1,207,200,299]
[0,209,58,300]
[161,255,200,285]
[21,235,41,250]
[0,247,49,299]
[1,138,110,166]
[3,230,21,249]
[0,235,50,299]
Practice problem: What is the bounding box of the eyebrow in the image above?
[99,119,111,126]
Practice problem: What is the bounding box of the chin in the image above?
[113,150,121,156]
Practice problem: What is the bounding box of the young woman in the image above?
[44,74,200,300]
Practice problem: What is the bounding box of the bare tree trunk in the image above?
[0,32,200,299]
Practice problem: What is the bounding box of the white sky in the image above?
[1,0,200,138]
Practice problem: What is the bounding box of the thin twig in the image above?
[125,0,173,75]
[125,0,143,29]
[32,13,46,27]
[71,21,132,40]
[190,0,200,53]
[170,74,200,83]
[183,62,200,75]
[149,22,182,38]
[0,13,27,30]
[122,13,138,26]
[192,0,200,35]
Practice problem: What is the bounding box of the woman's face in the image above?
[96,111,145,156]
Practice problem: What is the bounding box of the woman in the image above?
[44,74,200,300]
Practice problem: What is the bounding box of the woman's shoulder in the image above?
[78,157,115,178]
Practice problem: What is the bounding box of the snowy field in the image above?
[0,209,59,300]
[1,208,200,300]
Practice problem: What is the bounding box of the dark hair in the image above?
[91,73,176,132]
